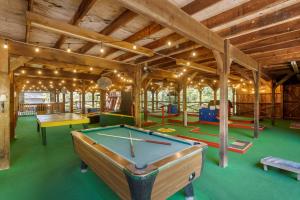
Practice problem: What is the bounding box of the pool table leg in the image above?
[82,124,88,129]
[184,183,194,200]
[37,122,40,133]
[80,161,88,173]
[41,127,47,146]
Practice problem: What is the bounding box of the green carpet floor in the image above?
[1,116,300,200]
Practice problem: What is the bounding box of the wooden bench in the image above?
[261,156,300,181]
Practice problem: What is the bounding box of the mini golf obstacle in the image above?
[178,127,253,154]
[199,120,265,131]
[290,121,300,129]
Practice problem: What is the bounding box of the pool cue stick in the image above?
[129,131,135,158]
[95,133,171,145]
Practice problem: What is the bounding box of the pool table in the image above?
[71,125,207,200]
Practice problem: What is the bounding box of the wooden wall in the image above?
[283,84,300,120]
[236,86,283,118]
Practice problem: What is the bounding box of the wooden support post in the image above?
[143,89,148,122]
[151,91,155,112]
[92,92,95,108]
[280,86,284,119]
[182,82,187,127]
[271,80,276,126]
[134,66,142,127]
[9,72,15,140]
[62,93,66,113]
[56,93,60,103]
[155,90,159,110]
[50,91,55,102]
[232,88,236,115]
[0,39,10,170]
[177,86,181,114]
[213,89,217,106]
[213,39,231,168]
[100,90,106,112]
[82,91,86,114]
[70,91,73,113]
[253,67,261,138]
[198,88,202,107]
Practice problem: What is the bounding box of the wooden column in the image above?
[213,89,217,105]
[9,72,15,140]
[177,86,181,113]
[232,88,236,115]
[271,80,276,126]
[182,82,187,126]
[151,91,155,112]
[62,93,66,113]
[0,39,10,169]
[100,90,106,112]
[280,85,284,119]
[198,88,202,107]
[92,92,95,108]
[143,89,148,122]
[213,39,231,168]
[253,67,260,138]
[82,91,86,114]
[50,91,55,102]
[56,92,60,103]
[134,66,142,127]
[155,90,159,110]
[70,91,73,113]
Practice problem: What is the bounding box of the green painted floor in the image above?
[1,117,300,200]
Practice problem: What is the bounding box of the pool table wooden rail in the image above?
[71,128,207,200]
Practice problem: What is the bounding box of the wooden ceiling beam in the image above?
[253,46,300,60]
[231,18,300,45]
[25,0,34,43]
[218,2,300,38]
[258,52,300,65]
[7,39,133,72]
[238,29,300,51]
[55,0,98,48]
[105,0,220,59]
[247,39,300,55]
[15,66,99,80]
[27,12,154,57]
[276,71,295,86]
[291,61,299,73]
[202,0,284,29]
[116,0,258,71]
[77,9,137,53]
[10,56,33,72]
[27,58,105,74]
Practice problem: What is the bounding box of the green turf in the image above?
[1,116,300,200]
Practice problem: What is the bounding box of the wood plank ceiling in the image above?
[1,0,300,91]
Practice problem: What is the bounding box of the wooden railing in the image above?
[18,103,65,116]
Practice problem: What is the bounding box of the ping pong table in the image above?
[36,113,90,145]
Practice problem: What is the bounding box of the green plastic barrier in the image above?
[100,112,135,126]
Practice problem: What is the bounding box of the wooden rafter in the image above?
[55,0,98,48]
[116,0,258,71]
[25,0,34,43]
[7,40,133,72]
[105,0,220,59]
[26,12,154,57]
[291,61,299,73]
[276,71,296,86]
[77,10,137,54]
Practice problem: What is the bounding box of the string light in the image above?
[3,40,8,49]
[54,70,58,74]
[67,43,71,53]
[113,69,117,73]
[100,43,105,54]
[133,45,137,50]
[167,41,172,46]
[89,67,93,71]
[37,70,42,75]
[21,70,26,74]
[73,69,77,73]
[192,51,196,57]
[35,47,40,52]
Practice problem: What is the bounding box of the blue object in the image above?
[81,125,193,168]
[168,104,178,114]
[200,108,219,122]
